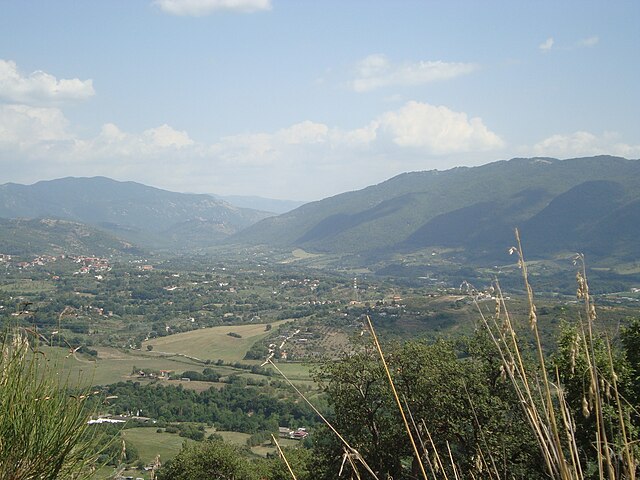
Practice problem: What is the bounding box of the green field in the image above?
[42,319,315,388]
[143,320,292,362]
[40,346,205,387]
[122,427,188,464]
[208,430,301,457]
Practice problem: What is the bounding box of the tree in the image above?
[312,335,543,479]
[156,439,257,480]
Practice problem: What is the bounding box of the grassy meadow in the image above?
[143,319,292,362]
[39,319,314,389]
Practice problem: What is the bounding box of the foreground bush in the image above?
[156,439,312,480]
[0,329,99,479]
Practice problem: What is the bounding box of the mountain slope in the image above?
[233,156,640,263]
[0,218,142,257]
[0,177,273,249]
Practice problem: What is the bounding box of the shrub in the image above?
[0,328,101,478]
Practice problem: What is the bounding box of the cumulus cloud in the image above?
[73,123,195,160]
[0,59,94,106]
[531,131,640,158]
[154,0,271,16]
[276,121,329,145]
[144,124,194,148]
[350,54,477,92]
[539,37,554,52]
[377,101,504,154]
[0,101,506,199]
[0,105,71,149]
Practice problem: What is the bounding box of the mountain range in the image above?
[233,156,640,265]
[0,177,273,250]
[1,156,639,266]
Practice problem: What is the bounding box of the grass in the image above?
[121,427,188,464]
[204,429,301,457]
[265,361,311,379]
[251,438,300,457]
[210,430,250,444]
[143,320,292,362]
[39,345,205,387]
[42,340,314,392]
[279,248,323,263]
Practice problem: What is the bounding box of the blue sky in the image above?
[0,0,638,200]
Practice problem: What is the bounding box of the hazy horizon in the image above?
[1,1,638,201]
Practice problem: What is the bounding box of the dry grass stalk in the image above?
[365,314,429,480]
[402,397,441,479]
[475,230,637,479]
[271,434,298,480]
[267,358,381,479]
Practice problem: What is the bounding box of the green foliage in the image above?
[156,439,257,480]
[177,423,206,441]
[313,335,543,479]
[101,381,316,433]
[0,329,101,479]
[621,319,640,404]
[246,430,272,447]
[551,322,636,473]
[157,438,313,480]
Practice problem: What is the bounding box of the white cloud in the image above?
[577,36,599,48]
[539,36,599,52]
[0,59,94,106]
[144,124,194,148]
[75,123,195,159]
[0,105,71,149]
[377,101,504,154]
[0,101,505,199]
[539,37,554,52]
[276,121,328,145]
[531,131,640,158]
[350,54,477,92]
[154,0,271,16]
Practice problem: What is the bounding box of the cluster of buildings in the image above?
[1,254,59,269]
[279,278,321,290]
[73,256,111,275]
[0,253,113,276]
[278,426,309,440]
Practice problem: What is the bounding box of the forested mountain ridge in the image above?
[232,156,640,263]
[0,177,273,249]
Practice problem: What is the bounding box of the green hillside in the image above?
[232,156,640,264]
